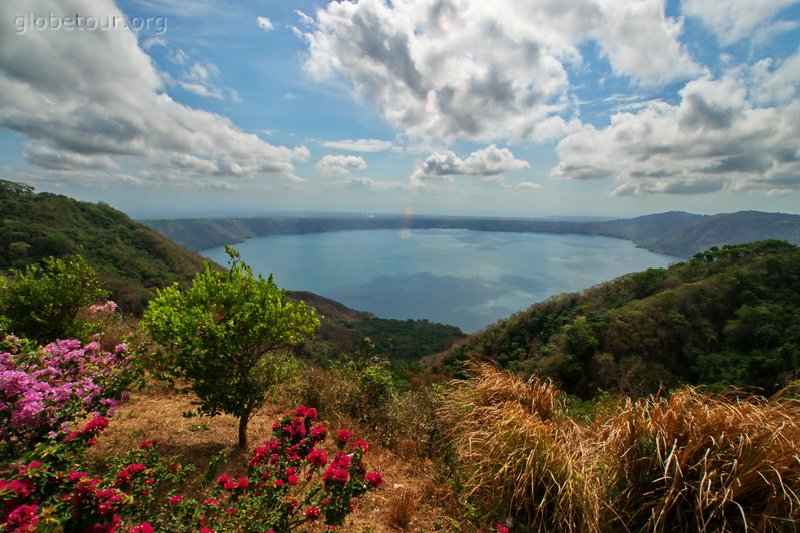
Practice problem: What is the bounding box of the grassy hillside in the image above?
[0,180,208,313]
[438,240,800,397]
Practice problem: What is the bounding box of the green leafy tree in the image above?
[143,247,320,449]
[0,255,107,343]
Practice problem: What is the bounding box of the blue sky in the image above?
[1,0,799,218]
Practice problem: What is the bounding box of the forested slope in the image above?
[439,240,800,397]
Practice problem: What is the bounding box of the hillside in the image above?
[143,210,800,257]
[291,291,465,361]
[0,180,208,313]
[436,240,800,397]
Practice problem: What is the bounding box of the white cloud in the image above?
[551,74,800,195]
[0,0,307,187]
[321,139,394,152]
[517,181,542,190]
[257,16,274,31]
[682,0,798,45]
[317,154,368,176]
[340,176,410,192]
[301,0,699,142]
[411,145,530,184]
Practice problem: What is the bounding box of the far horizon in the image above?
[1,0,799,218]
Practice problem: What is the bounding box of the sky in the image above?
[0,0,799,219]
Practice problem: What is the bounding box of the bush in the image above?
[0,255,108,344]
[0,335,139,460]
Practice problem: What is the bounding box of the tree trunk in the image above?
[238,414,249,450]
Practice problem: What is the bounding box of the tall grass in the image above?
[440,363,800,532]
[600,388,800,532]
[440,363,602,532]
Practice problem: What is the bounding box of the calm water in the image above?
[202,229,680,333]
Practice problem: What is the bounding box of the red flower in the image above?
[304,506,321,520]
[496,525,510,533]
[352,439,368,454]
[307,449,327,467]
[168,495,183,505]
[323,466,349,484]
[306,407,318,420]
[293,405,308,417]
[139,440,153,449]
[237,476,249,489]
[216,474,232,485]
[336,428,351,444]
[365,471,383,488]
[130,522,154,533]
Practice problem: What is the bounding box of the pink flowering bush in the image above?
[1,406,382,532]
[0,335,140,458]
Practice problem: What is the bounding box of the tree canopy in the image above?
[143,247,319,449]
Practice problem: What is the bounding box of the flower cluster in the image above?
[0,338,136,456]
[1,406,381,533]
[87,301,119,316]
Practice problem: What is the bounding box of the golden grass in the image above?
[440,363,602,532]
[600,388,800,532]
[440,363,800,532]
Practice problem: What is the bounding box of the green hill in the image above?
[438,240,800,397]
[0,180,208,313]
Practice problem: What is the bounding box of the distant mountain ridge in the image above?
[142,210,800,257]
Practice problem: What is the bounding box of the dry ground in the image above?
[90,381,471,533]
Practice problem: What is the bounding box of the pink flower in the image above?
[304,506,321,520]
[305,407,317,420]
[237,476,249,489]
[168,495,183,505]
[496,525,510,533]
[352,439,368,453]
[293,405,308,417]
[130,522,154,533]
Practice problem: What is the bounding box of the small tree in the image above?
[143,247,319,449]
[0,255,108,343]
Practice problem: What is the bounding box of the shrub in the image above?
[0,255,108,343]
[0,335,139,459]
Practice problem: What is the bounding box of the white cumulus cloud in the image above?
[551,74,800,195]
[321,139,395,152]
[0,0,307,187]
[682,0,798,45]
[301,0,699,142]
[317,154,368,176]
[257,16,274,31]
[411,145,530,184]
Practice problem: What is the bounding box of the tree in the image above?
[0,255,108,343]
[143,247,320,449]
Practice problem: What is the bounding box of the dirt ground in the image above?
[90,382,471,533]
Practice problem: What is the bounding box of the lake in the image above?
[201,229,681,333]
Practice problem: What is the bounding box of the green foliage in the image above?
[143,246,319,449]
[446,241,800,398]
[0,180,208,313]
[0,255,107,343]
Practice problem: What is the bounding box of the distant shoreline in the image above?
[141,210,800,259]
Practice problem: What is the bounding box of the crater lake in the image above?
[201,229,681,333]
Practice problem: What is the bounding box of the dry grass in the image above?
[440,363,800,533]
[599,388,800,532]
[440,363,602,532]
